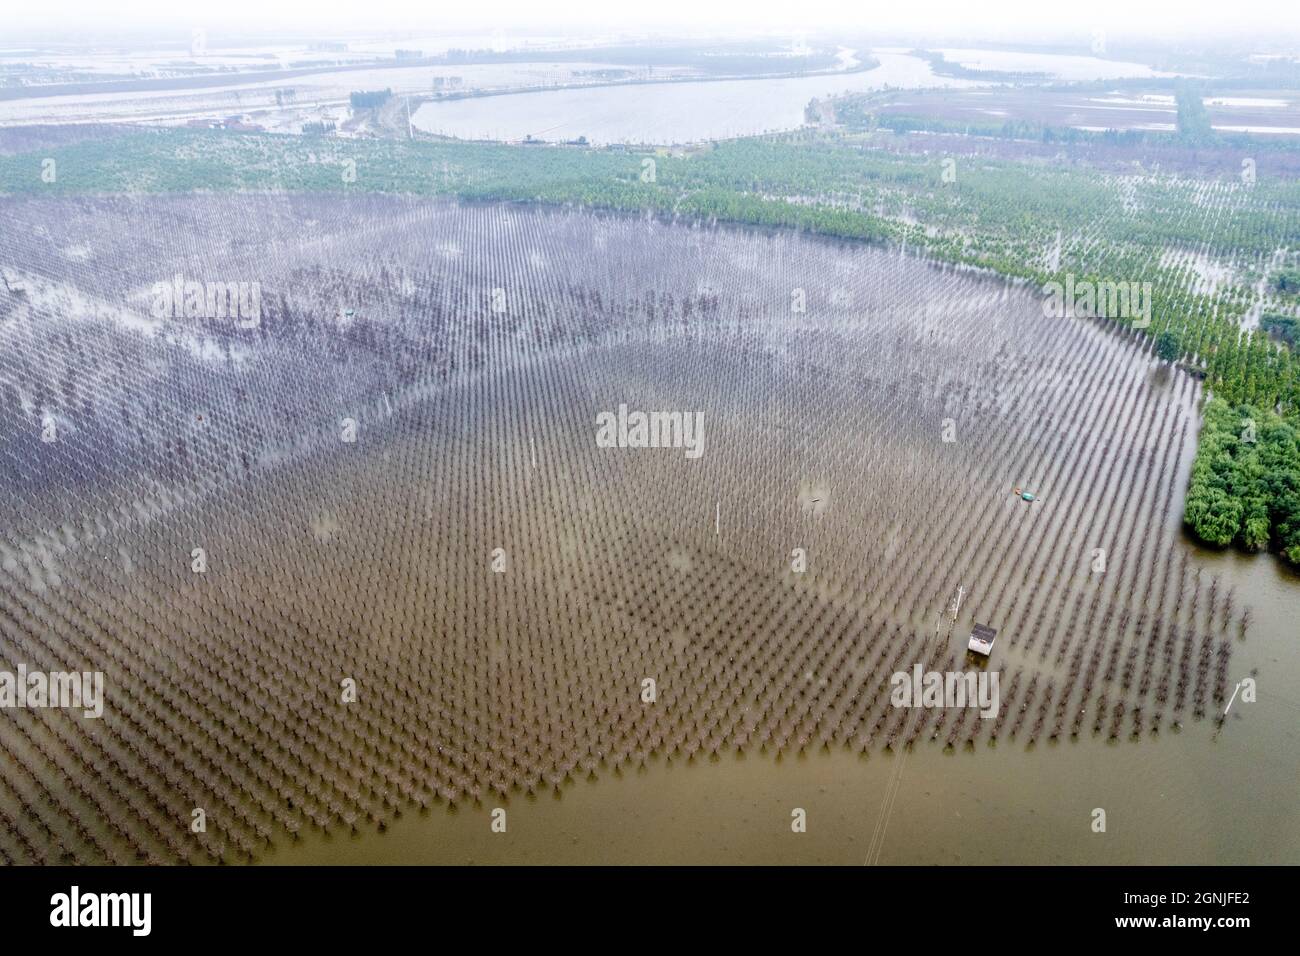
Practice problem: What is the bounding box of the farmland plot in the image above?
[0,196,1234,863]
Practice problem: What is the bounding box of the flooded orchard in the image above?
[0,197,1295,864]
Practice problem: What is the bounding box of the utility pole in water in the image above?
[945,584,965,638]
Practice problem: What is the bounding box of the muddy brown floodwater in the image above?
[263,360,1300,867]
[2,196,1296,865]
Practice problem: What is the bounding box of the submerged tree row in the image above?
[0,198,1241,862]
[1,127,1296,562]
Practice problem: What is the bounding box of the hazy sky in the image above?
[3,0,1297,44]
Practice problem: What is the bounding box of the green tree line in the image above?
[1185,398,1300,563]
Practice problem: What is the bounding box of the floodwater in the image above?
[930,48,1175,82]
[262,368,1300,865]
[3,196,1297,866]
[263,723,1299,864]
[263,358,1300,866]
[0,62,661,128]
[411,53,977,144]
[408,47,1187,145]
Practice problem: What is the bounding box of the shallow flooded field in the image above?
[266,726,1300,864]
[1,197,1296,864]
